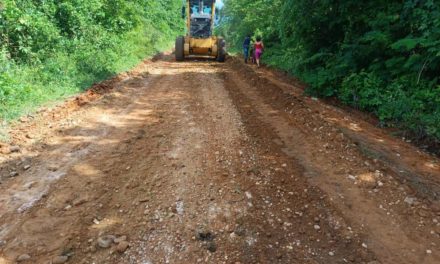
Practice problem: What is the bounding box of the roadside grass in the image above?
[0,26,174,135]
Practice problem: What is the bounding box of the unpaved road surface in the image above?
[0,53,439,264]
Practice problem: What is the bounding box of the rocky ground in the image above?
[0,53,439,264]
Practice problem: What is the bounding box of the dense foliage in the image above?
[0,0,182,120]
[219,0,440,142]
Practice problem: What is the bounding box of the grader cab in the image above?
[175,0,226,62]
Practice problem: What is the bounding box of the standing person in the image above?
[249,43,255,64]
[243,35,251,63]
[254,36,264,67]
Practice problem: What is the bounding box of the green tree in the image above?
[0,0,183,120]
[221,0,440,141]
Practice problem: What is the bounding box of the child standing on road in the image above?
[249,44,255,64]
[254,37,264,67]
[243,35,251,63]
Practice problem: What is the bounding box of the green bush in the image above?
[0,0,183,121]
[220,0,440,142]
[340,71,384,112]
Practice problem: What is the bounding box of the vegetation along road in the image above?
[1,0,439,263]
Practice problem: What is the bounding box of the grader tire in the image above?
[175,36,185,62]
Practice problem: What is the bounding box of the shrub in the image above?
[0,0,183,121]
[220,0,440,142]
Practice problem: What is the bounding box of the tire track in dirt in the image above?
[252,63,440,202]
[224,58,440,264]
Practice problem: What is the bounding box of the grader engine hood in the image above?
[190,17,211,38]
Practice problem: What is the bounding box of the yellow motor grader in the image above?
[175,0,226,62]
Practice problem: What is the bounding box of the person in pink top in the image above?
[254,36,264,67]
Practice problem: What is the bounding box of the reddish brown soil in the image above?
[0,53,438,264]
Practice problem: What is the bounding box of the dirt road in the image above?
[0,53,439,264]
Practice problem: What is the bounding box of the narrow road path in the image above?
[0,54,439,264]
